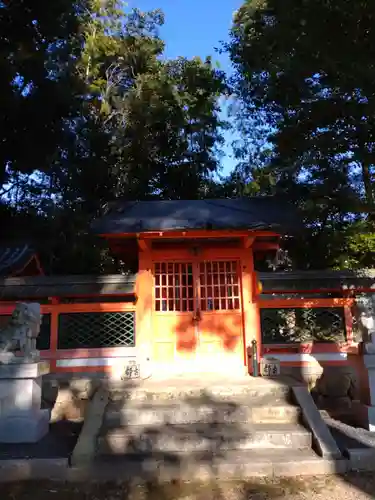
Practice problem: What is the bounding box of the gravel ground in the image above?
[1,474,375,500]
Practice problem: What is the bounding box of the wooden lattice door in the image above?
[153,259,244,370]
[197,260,244,368]
[153,262,198,366]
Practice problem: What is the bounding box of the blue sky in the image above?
[128,0,243,174]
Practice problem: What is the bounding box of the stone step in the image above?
[104,400,301,427]
[97,423,312,455]
[92,448,347,479]
[252,404,301,424]
[108,378,292,402]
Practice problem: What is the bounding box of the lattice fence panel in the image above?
[260,307,346,343]
[0,313,51,350]
[57,311,135,349]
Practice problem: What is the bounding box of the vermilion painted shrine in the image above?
[0,198,373,380]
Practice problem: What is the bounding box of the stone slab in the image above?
[0,361,49,379]
[355,404,375,432]
[0,409,50,443]
[70,387,109,466]
[98,423,312,454]
[366,405,375,432]
[347,448,375,471]
[320,411,375,472]
[272,457,348,476]
[0,452,351,482]
[44,374,297,400]
[363,354,375,369]
[0,420,82,459]
[0,458,68,482]
[292,386,342,459]
[104,402,301,427]
[0,376,43,417]
[108,379,292,402]
[76,449,348,481]
[363,343,375,355]
[322,412,375,453]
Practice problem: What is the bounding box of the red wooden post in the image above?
[49,305,59,371]
[344,305,354,344]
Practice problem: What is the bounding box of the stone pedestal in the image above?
[0,360,50,443]
[360,345,375,431]
[354,334,375,431]
[353,294,375,430]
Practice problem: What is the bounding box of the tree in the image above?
[1,3,227,274]
[139,56,227,199]
[0,0,88,189]
[228,0,375,269]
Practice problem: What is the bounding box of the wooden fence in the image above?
[256,270,374,366]
[0,270,374,372]
[0,302,136,373]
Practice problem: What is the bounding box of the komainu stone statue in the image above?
[0,303,42,363]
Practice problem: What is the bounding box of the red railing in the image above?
[0,302,136,372]
[258,296,359,363]
[0,294,366,371]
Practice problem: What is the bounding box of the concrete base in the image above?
[0,409,50,443]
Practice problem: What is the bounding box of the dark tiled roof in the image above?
[258,270,375,291]
[0,274,136,300]
[91,198,302,235]
[0,244,36,277]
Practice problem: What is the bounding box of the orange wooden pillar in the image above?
[135,239,153,361]
[240,239,261,374]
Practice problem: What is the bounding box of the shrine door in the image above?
[152,260,245,373]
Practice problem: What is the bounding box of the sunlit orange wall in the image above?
[135,241,258,368]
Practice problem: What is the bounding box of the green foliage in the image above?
[5,0,374,274]
[261,307,346,343]
[0,2,227,273]
[0,0,87,186]
[228,0,375,269]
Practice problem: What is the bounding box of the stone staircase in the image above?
[93,376,342,478]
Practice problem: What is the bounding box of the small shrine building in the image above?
[91,198,299,375]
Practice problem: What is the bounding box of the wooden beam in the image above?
[259,297,355,308]
[253,242,280,251]
[137,238,149,251]
[101,229,281,240]
[141,230,249,239]
[243,236,255,249]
